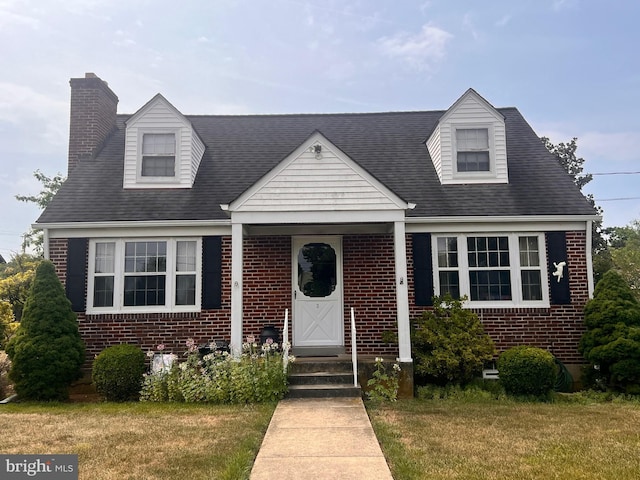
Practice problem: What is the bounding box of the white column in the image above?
[230,221,244,355]
[394,221,412,363]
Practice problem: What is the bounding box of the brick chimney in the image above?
[68,72,119,174]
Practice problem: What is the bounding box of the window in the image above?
[93,242,115,307]
[88,238,200,312]
[433,233,547,306]
[141,133,175,177]
[456,128,490,172]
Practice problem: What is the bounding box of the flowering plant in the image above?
[366,357,401,402]
[140,336,293,404]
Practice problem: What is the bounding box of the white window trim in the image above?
[451,123,496,180]
[87,237,202,314]
[432,232,550,308]
[136,129,181,184]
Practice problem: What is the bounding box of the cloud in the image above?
[579,131,640,164]
[495,14,512,27]
[552,0,579,11]
[378,23,453,71]
[538,125,640,170]
[0,82,68,150]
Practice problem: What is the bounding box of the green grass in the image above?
[368,397,640,480]
[0,402,275,480]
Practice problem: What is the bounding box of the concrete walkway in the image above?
[250,397,394,480]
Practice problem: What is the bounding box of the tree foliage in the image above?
[412,296,496,386]
[541,137,611,282]
[5,260,84,401]
[0,253,41,322]
[15,169,65,255]
[579,270,640,393]
[607,221,640,299]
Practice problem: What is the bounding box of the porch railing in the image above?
[351,307,358,387]
[282,309,289,373]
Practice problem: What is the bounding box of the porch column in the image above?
[394,221,412,363]
[230,221,244,355]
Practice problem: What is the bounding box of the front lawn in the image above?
[368,397,640,480]
[0,402,275,480]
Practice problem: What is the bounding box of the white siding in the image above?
[123,95,204,189]
[427,89,508,185]
[426,124,443,181]
[237,141,402,212]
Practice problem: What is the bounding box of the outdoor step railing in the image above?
[351,307,358,387]
[282,309,289,373]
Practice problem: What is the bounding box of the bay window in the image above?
[88,238,201,313]
[433,233,548,307]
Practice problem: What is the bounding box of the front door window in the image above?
[297,243,337,298]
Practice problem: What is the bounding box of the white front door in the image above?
[292,236,343,348]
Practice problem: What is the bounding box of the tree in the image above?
[5,260,84,401]
[579,270,640,393]
[15,169,65,255]
[608,220,640,299]
[0,253,41,322]
[541,137,611,283]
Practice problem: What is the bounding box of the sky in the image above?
[1,0,639,260]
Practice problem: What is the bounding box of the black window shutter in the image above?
[546,232,571,305]
[202,236,223,309]
[412,233,434,306]
[66,238,88,312]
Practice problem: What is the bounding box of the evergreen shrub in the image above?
[579,270,640,393]
[498,346,557,396]
[92,344,146,402]
[412,295,496,386]
[5,261,84,401]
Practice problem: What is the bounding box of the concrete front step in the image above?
[287,359,361,398]
[289,372,355,385]
[287,384,362,398]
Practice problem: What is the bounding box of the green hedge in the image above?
[92,344,146,402]
[498,346,557,396]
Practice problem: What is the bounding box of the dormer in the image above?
[427,89,508,185]
[123,94,205,189]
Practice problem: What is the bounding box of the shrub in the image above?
[5,261,84,401]
[498,346,557,396]
[141,337,290,404]
[412,296,496,386]
[0,351,11,399]
[93,344,146,402]
[579,270,640,393]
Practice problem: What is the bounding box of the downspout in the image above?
[586,220,594,298]
[43,228,50,260]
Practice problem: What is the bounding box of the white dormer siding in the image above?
[123,94,205,189]
[229,132,409,214]
[427,89,508,185]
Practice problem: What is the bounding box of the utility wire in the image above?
[590,171,640,176]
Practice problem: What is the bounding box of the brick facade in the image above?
[49,231,589,367]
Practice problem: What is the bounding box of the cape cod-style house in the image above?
[36,73,598,393]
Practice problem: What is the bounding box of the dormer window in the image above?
[456,128,490,172]
[426,89,508,185]
[141,133,176,177]
[124,94,205,189]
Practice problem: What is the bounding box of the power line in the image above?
[596,197,640,202]
[590,171,640,176]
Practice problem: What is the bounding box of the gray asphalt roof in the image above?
[36,107,596,224]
